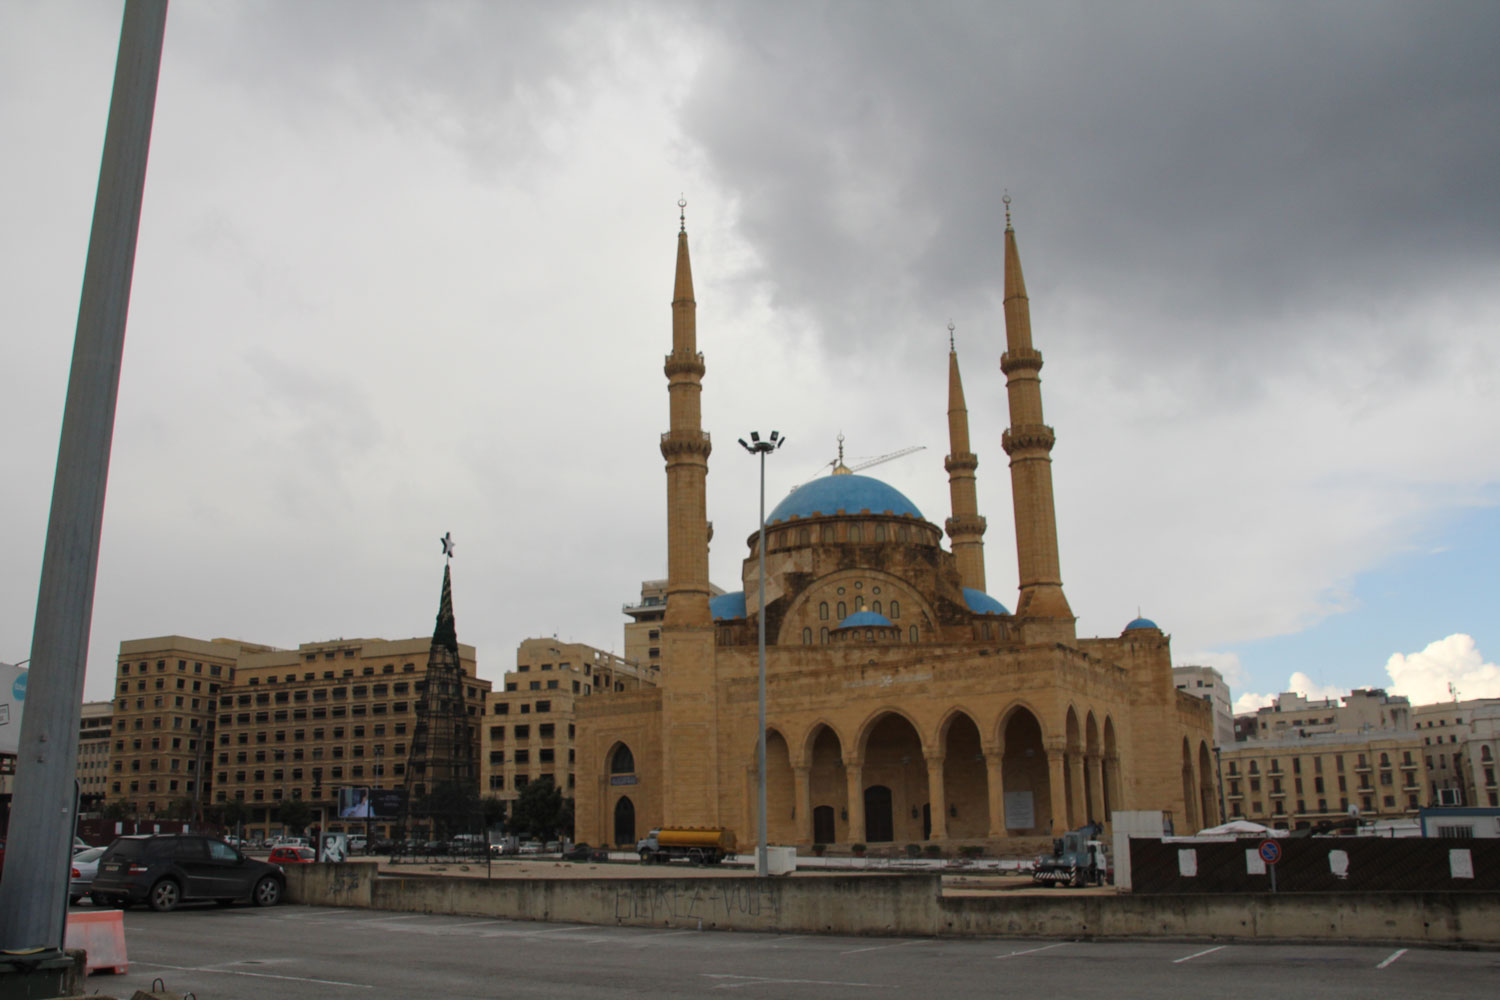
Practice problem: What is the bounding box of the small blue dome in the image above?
[962,587,1010,616]
[1124,616,1159,631]
[710,591,747,621]
[835,610,894,629]
[767,474,923,526]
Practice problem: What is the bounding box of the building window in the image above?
[819,602,829,620]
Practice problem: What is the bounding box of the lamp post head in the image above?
[741,430,786,455]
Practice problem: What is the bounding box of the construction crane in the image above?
[792,433,926,491]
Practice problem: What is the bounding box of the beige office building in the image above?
[77,700,114,813]
[1412,698,1500,808]
[1219,730,1430,828]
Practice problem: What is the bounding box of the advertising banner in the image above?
[338,786,373,818]
[338,786,407,818]
[371,788,406,819]
[0,662,27,756]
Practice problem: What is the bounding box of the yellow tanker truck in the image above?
[636,827,736,865]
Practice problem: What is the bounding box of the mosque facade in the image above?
[574,207,1217,852]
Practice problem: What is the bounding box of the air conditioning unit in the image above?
[1438,788,1463,807]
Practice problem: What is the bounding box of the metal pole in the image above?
[756,449,769,878]
[0,0,168,952]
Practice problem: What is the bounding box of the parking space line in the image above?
[841,939,925,955]
[136,960,372,989]
[703,973,897,990]
[1377,949,1409,969]
[996,942,1068,959]
[1173,945,1226,964]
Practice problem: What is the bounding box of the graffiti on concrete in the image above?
[614,881,779,925]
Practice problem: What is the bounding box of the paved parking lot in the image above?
[89,903,1498,999]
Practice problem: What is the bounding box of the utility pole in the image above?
[0,0,168,954]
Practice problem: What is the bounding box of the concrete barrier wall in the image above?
[286,864,1500,947]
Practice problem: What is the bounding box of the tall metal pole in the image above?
[0,0,168,952]
[755,448,768,877]
[739,431,784,878]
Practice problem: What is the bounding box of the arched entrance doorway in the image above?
[813,805,836,844]
[941,712,988,839]
[864,785,894,842]
[1001,706,1050,835]
[807,724,849,844]
[613,796,635,846]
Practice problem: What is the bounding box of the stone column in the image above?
[1046,748,1069,834]
[793,764,813,844]
[844,757,865,845]
[985,748,1007,838]
[1068,751,1086,828]
[925,755,947,841]
[1085,751,1104,824]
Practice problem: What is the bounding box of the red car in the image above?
[268,846,316,865]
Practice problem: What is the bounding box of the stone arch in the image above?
[1000,705,1051,836]
[608,742,636,775]
[776,567,941,646]
[749,727,796,846]
[1181,737,1199,832]
[1084,711,1102,825]
[1198,741,1217,829]
[858,711,929,843]
[938,709,987,839]
[805,722,849,845]
[855,705,930,759]
[1062,707,1083,828]
[997,700,1050,749]
[1102,715,1120,819]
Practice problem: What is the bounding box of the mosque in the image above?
[573,203,1217,852]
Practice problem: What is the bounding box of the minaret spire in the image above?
[999,198,1074,638]
[661,198,712,626]
[944,323,987,593]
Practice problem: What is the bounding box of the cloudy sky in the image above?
[3,1,1497,716]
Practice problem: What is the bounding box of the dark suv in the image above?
[91,834,285,912]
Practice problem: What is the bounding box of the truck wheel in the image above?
[639,850,653,864]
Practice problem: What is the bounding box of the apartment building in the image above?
[1218,730,1430,828]
[77,700,114,813]
[1412,698,1500,808]
[106,636,247,818]
[215,637,490,841]
[1237,688,1411,742]
[1173,665,1234,746]
[481,638,655,812]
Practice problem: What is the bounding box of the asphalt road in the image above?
[82,903,1498,999]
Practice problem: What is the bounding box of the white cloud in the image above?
[1385,634,1500,706]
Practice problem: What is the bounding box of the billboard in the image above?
[338,786,406,819]
[0,662,26,756]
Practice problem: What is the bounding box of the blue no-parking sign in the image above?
[1259,839,1282,865]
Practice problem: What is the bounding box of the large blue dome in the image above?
[710,591,747,621]
[767,474,923,526]
[962,588,1011,616]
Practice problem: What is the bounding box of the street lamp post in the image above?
[738,430,785,878]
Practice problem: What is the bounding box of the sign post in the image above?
[1258,839,1282,893]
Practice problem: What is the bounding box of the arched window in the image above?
[855,595,865,611]
[982,621,993,639]
[848,524,862,543]
[890,600,900,619]
[897,526,909,542]
[610,745,635,775]
[820,627,829,644]
[802,627,812,645]
[872,600,881,615]
[837,601,847,619]
[864,629,873,641]
[908,625,918,643]
[1379,753,1390,767]
[821,524,835,543]
[798,527,810,545]
[819,602,829,620]
[874,524,886,542]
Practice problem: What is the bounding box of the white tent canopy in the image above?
[1195,820,1289,838]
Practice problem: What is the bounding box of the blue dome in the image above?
[835,611,894,629]
[1124,616,1159,631]
[963,587,1010,616]
[767,474,923,526]
[710,591,746,621]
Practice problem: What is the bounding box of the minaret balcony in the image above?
[660,430,712,458]
[663,352,706,377]
[1001,424,1055,455]
[944,452,978,474]
[1000,348,1043,375]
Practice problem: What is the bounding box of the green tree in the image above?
[509,778,566,839]
[167,796,196,821]
[277,798,314,836]
[480,795,507,831]
[100,800,134,822]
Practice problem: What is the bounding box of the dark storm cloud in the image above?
[678,1,1500,377]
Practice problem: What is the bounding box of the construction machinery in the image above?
[1031,822,1111,887]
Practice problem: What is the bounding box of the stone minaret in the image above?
[658,201,721,826]
[944,325,987,593]
[999,200,1075,639]
[661,200,712,628]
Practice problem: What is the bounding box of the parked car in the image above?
[560,843,609,863]
[544,841,561,854]
[90,834,285,912]
[268,846,316,865]
[73,837,93,855]
[270,837,309,849]
[517,840,542,855]
[70,847,107,904]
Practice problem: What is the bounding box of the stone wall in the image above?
[287,864,1500,947]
